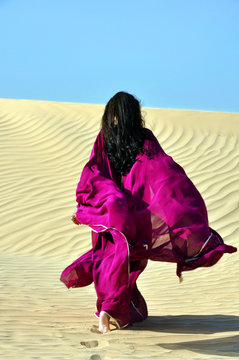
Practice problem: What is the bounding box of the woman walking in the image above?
[60,91,237,334]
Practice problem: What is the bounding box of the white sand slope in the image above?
[0,98,238,360]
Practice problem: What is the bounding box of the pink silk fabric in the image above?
[60,128,237,326]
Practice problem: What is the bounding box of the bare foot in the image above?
[99,311,110,334]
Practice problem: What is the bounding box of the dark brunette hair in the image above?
[101,91,150,176]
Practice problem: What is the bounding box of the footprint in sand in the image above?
[80,340,98,348]
[81,339,109,348]
[89,355,102,360]
[90,325,102,334]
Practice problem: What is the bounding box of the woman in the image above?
[60,91,237,334]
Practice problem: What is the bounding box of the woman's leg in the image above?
[93,231,131,330]
[96,267,148,330]
[98,311,111,334]
[93,232,148,330]
[61,231,148,332]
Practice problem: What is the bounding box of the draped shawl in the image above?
[64,128,236,290]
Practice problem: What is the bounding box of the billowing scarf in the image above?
[62,128,236,292]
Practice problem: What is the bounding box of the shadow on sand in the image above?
[130,315,239,357]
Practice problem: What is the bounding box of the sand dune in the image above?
[0,98,238,360]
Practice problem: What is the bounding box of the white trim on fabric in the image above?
[87,223,130,288]
[130,300,144,319]
[185,232,213,263]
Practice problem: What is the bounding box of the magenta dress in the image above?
[60,128,237,328]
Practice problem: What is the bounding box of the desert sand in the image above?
[0,98,238,360]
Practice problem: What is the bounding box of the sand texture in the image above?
[0,98,238,360]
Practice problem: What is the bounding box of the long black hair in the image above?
[101,91,150,176]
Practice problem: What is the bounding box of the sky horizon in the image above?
[1,0,239,112]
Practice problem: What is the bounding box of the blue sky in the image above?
[0,0,239,111]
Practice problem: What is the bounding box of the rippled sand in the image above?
[0,98,238,360]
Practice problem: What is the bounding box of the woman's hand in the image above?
[71,212,81,225]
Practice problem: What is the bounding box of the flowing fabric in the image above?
[60,128,237,327]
